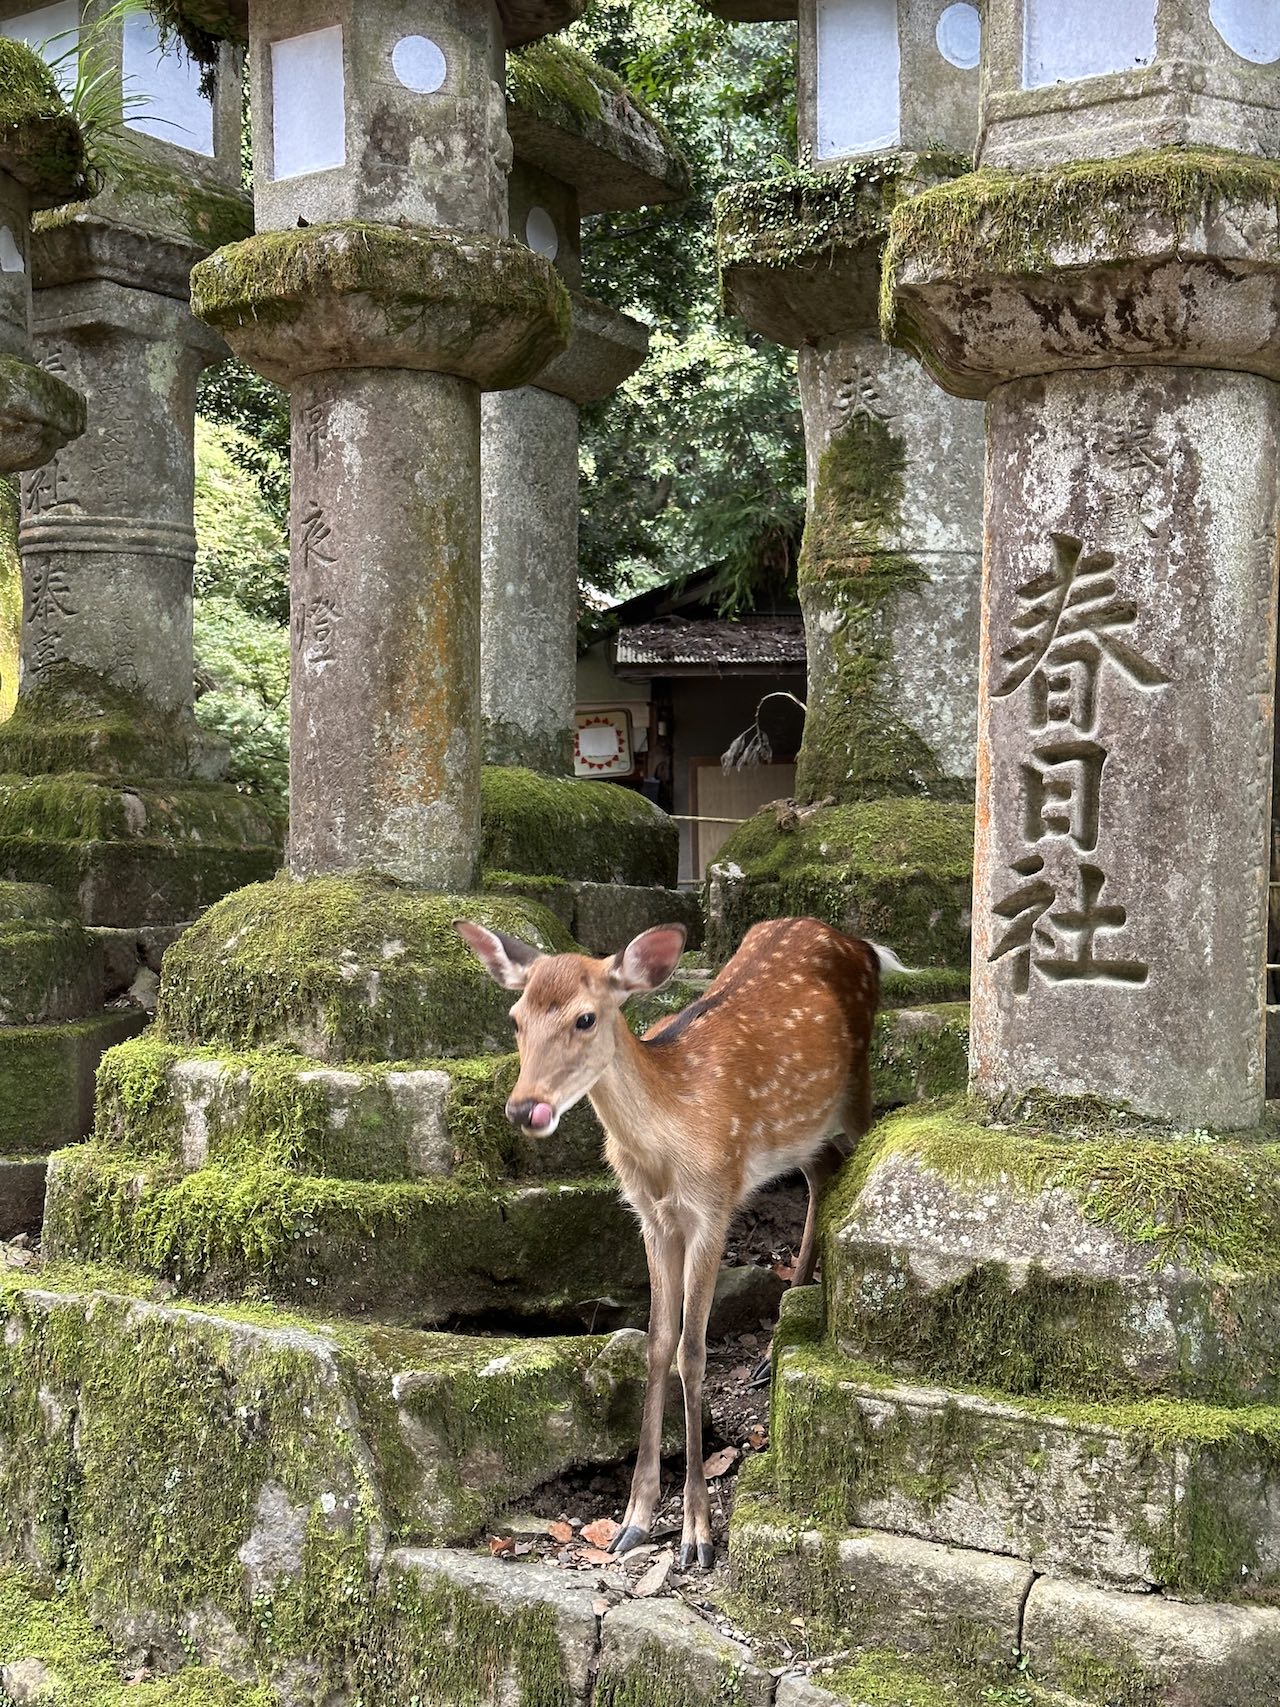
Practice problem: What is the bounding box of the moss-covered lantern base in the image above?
[723,1094,1280,1706]
[706,797,974,969]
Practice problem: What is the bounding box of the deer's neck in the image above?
[588,1016,691,1155]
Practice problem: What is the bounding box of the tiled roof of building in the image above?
[614,615,805,670]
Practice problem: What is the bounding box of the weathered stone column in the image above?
[890,1,1280,1130]
[704,0,985,969]
[0,0,278,927]
[725,14,1280,1704]
[194,0,571,890]
[481,43,685,775]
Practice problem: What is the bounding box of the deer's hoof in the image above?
[698,1542,715,1570]
[609,1524,649,1556]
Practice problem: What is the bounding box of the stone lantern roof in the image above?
[506,37,689,212]
[153,0,590,63]
[0,38,89,207]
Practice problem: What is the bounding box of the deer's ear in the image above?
[454,920,541,991]
[609,924,687,996]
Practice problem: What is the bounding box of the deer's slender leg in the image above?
[610,1220,684,1555]
[676,1216,729,1570]
[793,1138,847,1288]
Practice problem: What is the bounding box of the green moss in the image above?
[0,910,96,1027]
[880,967,970,1007]
[362,1565,571,1707]
[36,158,250,255]
[43,1145,647,1325]
[191,226,572,385]
[156,876,576,1062]
[0,41,87,205]
[507,37,687,195]
[881,146,1280,342]
[796,411,965,805]
[0,773,277,848]
[870,1003,969,1109]
[716,150,969,279]
[0,1011,143,1159]
[594,1639,760,1707]
[828,1097,1280,1277]
[0,355,86,457]
[708,797,973,968]
[480,767,678,887]
[0,669,221,782]
[93,1035,606,1186]
[0,1569,278,1704]
[770,1334,1280,1597]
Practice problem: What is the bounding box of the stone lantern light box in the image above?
[803,0,982,162]
[0,1,219,159]
[982,0,1280,166]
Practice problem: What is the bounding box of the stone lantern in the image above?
[722,7,1280,1702]
[703,0,986,975]
[0,0,277,921]
[481,40,688,776]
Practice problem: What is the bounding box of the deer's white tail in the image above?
[868,941,912,975]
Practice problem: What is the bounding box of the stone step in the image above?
[824,1097,1280,1405]
[728,1477,1276,1706]
[484,871,705,954]
[0,1009,147,1159]
[767,1327,1280,1598]
[93,1037,607,1184]
[0,1568,271,1705]
[42,1149,649,1328]
[869,1003,968,1107]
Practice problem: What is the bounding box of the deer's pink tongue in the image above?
[529,1102,555,1131]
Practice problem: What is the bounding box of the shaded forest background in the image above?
[193,0,802,804]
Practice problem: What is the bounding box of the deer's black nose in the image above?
[506,1097,555,1131]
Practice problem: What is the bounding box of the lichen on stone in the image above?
[0,40,88,206]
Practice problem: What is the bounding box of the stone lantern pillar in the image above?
[725,10,1280,1702]
[891,0,1280,1130]
[480,42,687,776]
[703,0,986,973]
[0,1,278,927]
[193,0,572,890]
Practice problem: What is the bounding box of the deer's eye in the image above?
[575,1012,596,1032]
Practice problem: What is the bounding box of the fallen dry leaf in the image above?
[547,1520,574,1545]
[631,1553,673,1598]
[592,1598,610,1616]
[703,1446,740,1479]
[514,1542,534,1557]
[746,1425,768,1451]
[576,1545,616,1566]
[581,1518,619,1548]
[488,1536,515,1558]
[772,1262,796,1281]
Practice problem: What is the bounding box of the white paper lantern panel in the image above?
[271,24,347,180]
[1023,0,1156,87]
[815,0,901,160]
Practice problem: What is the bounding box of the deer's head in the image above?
[454,922,687,1135]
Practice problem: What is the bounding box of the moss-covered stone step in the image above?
[0,1569,276,1705]
[869,1005,968,1108]
[480,766,677,888]
[484,870,705,954]
[728,1476,1033,1677]
[706,798,974,969]
[155,875,577,1062]
[43,1150,647,1327]
[0,1268,671,1677]
[823,1099,1280,1404]
[0,1009,146,1159]
[93,1037,606,1184]
[767,1332,1280,1597]
[0,884,100,1026]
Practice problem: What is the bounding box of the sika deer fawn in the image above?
[455,915,881,1569]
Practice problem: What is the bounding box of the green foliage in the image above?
[568,1,804,609]
[191,422,289,809]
